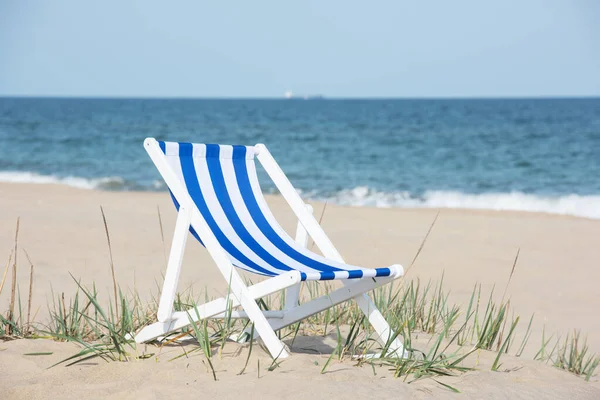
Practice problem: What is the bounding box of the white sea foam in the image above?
[3,172,598,220]
[315,186,600,220]
[0,171,125,190]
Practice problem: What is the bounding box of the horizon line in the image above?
[1,94,600,101]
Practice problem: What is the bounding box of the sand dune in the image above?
[1,182,599,398]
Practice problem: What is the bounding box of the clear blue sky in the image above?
[1,0,599,98]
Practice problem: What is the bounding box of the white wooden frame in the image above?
[134,138,405,359]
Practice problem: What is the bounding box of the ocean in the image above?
[1,98,599,219]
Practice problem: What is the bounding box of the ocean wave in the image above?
[2,172,598,219]
[0,171,127,190]
[308,187,600,219]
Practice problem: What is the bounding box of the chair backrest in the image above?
[156,140,358,281]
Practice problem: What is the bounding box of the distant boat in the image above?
[283,91,325,100]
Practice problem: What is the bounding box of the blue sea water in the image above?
[1,98,599,218]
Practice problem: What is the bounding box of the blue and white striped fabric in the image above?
[158,140,394,281]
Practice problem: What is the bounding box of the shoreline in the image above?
[1,180,598,222]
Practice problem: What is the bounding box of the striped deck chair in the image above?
[135,138,405,359]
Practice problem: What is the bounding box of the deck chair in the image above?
[134,138,405,359]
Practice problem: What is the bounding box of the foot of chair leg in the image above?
[386,346,410,359]
[134,321,174,344]
[229,330,252,343]
[230,322,262,343]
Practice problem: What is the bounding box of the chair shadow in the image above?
[147,332,376,359]
[283,335,337,355]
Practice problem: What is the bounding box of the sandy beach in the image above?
[1,182,599,399]
[3,0,599,397]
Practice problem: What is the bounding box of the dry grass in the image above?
[7,218,19,335]
[100,206,119,317]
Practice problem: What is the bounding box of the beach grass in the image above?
[1,215,598,387]
[1,265,599,383]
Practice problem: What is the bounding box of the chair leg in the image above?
[285,204,310,311]
[138,288,290,360]
[236,205,310,344]
[233,281,300,344]
[268,275,397,330]
[352,291,405,357]
[261,275,406,357]
[284,283,301,310]
[157,205,192,322]
[136,296,232,343]
[229,278,290,359]
[135,271,301,346]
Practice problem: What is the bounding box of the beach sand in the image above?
[1,182,599,398]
